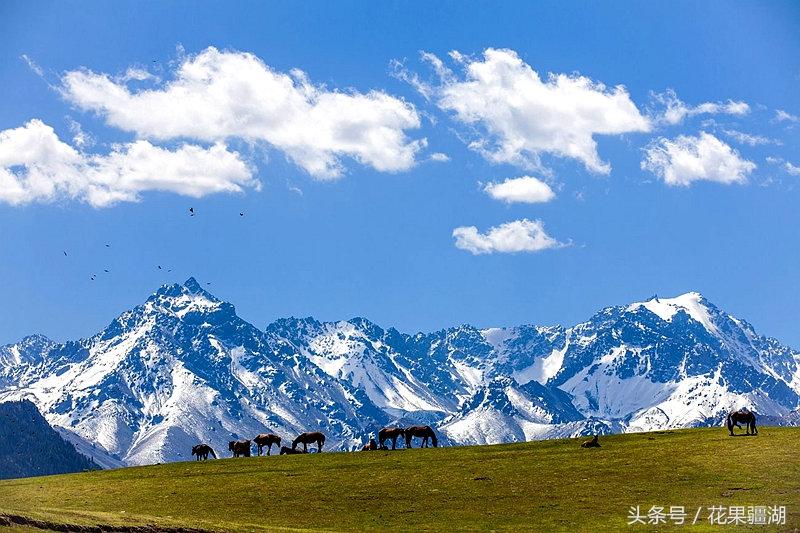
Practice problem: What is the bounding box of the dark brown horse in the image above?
[362,438,378,451]
[280,446,306,455]
[580,435,601,448]
[727,409,757,436]
[404,425,438,448]
[292,431,325,453]
[191,444,217,460]
[378,427,405,450]
[228,439,251,457]
[253,433,281,456]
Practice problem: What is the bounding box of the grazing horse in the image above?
[362,438,378,451]
[292,431,325,453]
[253,433,281,456]
[404,425,438,448]
[280,446,306,455]
[727,409,758,436]
[580,435,601,448]
[191,444,217,460]
[228,439,252,457]
[378,427,405,450]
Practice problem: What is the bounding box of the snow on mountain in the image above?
[1,282,799,465]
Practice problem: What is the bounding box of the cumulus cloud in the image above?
[452,218,563,254]
[641,131,756,186]
[0,119,257,207]
[413,48,650,174]
[60,47,425,179]
[654,89,749,125]
[429,152,450,162]
[483,175,555,204]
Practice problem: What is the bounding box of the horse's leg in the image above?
[318,439,323,452]
[391,436,396,450]
[303,442,307,453]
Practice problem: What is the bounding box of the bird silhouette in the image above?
[158,266,162,270]
[189,207,195,216]
[105,244,110,248]
[104,269,110,273]
[239,212,244,217]
[63,251,67,256]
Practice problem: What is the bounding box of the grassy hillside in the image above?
[0,427,798,532]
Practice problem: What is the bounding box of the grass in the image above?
[0,427,799,532]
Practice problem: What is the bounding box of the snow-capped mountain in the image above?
[1,281,798,465]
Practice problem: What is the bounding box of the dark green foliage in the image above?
[0,400,97,479]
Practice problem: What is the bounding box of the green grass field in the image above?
[0,427,798,532]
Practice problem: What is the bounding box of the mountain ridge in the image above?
[1,279,798,465]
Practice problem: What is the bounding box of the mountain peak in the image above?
[628,291,718,333]
[183,277,203,293]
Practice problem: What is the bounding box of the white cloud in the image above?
[429,152,450,162]
[60,47,425,180]
[483,175,555,204]
[417,48,650,174]
[0,119,257,207]
[655,90,749,125]
[775,110,799,123]
[722,129,779,147]
[65,117,94,149]
[641,131,756,186]
[452,218,563,254]
[20,54,44,77]
[786,162,800,176]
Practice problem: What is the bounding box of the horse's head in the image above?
[228,441,235,451]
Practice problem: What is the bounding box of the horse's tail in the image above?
[208,447,217,459]
[431,431,438,448]
[751,414,758,434]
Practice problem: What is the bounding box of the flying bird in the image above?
[239,212,244,217]
[105,244,110,248]
[189,207,195,216]
[158,266,162,270]
[63,251,67,256]
[104,269,109,273]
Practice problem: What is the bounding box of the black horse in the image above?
[229,439,252,457]
[378,427,405,450]
[253,433,282,456]
[191,444,217,460]
[404,425,438,448]
[292,431,325,453]
[727,409,757,436]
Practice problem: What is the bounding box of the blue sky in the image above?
[1,1,799,347]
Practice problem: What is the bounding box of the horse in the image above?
[362,438,378,451]
[191,444,217,460]
[292,431,325,453]
[580,435,601,448]
[253,433,281,456]
[404,425,438,448]
[280,446,306,455]
[727,409,757,436]
[378,427,405,450]
[228,439,252,457]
